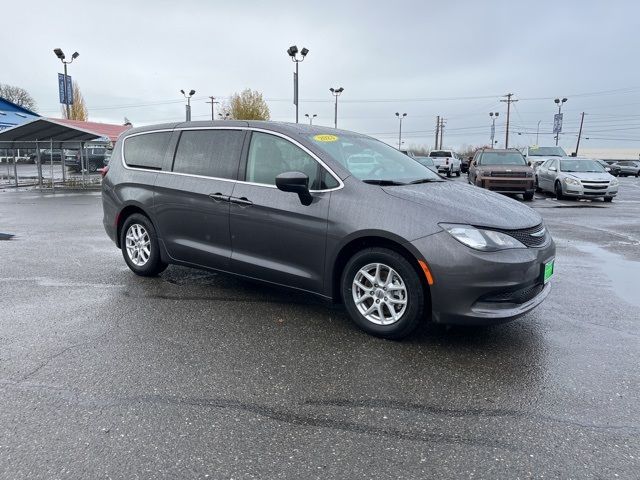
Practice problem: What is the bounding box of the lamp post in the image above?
[181,89,196,121]
[53,48,79,119]
[304,113,317,125]
[329,87,344,128]
[395,112,407,150]
[554,97,568,146]
[489,112,499,148]
[218,112,230,120]
[536,120,541,144]
[287,45,309,123]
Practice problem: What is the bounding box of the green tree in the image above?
[0,83,37,111]
[220,89,270,120]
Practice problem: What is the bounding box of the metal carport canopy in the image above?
[0,117,127,149]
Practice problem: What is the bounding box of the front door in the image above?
[229,131,335,293]
[154,128,246,270]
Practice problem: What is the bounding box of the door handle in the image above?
[209,193,229,202]
[230,196,253,206]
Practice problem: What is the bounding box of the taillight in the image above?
[99,166,109,178]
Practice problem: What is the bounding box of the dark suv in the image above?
[468,149,536,200]
[102,121,555,339]
[67,146,110,173]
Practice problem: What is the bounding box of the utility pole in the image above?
[206,96,219,121]
[575,112,585,156]
[500,93,518,148]
[439,118,446,149]
[434,116,440,149]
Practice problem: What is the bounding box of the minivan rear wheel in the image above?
[120,213,167,276]
[342,248,424,339]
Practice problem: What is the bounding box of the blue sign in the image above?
[553,113,563,134]
[57,73,73,105]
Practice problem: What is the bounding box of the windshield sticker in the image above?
[313,134,339,142]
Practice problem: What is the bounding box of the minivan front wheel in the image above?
[120,213,167,276]
[342,248,424,339]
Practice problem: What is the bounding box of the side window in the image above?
[246,132,335,189]
[123,132,172,170]
[172,130,244,179]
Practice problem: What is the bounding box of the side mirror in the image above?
[276,171,312,205]
[549,166,557,172]
[528,161,532,166]
[472,161,477,166]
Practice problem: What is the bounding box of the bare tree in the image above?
[61,81,88,121]
[0,83,37,111]
[219,89,270,120]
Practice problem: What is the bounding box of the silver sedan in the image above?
[536,157,619,202]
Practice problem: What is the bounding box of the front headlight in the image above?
[440,224,526,251]
[610,178,619,186]
[564,177,581,186]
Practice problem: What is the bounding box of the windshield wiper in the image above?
[361,179,408,186]
[408,178,443,184]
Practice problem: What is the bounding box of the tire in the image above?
[89,162,98,173]
[554,181,564,200]
[446,170,451,178]
[341,247,425,340]
[604,196,613,203]
[120,213,168,276]
[523,191,534,201]
[535,176,542,192]
[455,169,461,177]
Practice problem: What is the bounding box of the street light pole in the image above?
[304,114,317,125]
[536,120,541,144]
[181,89,196,121]
[329,87,344,128]
[287,45,309,123]
[489,112,499,148]
[554,97,568,146]
[395,112,407,150]
[53,48,79,119]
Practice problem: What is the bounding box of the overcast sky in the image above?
[2,0,639,153]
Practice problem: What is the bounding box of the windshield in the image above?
[414,156,434,166]
[429,151,452,158]
[308,133,442,183]
[528,146,566,157]
[478,152,527,165]
[559,159,605,173]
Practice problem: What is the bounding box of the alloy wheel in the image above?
[125,224,151,266]
[352,263,408,325]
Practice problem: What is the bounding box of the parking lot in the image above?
[0,178,639,478]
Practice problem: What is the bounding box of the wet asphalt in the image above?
[0,177,638,479]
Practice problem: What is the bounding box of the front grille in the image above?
[480,284,544,304]
[582,183,609,190]
[489,223,548,247]
[490,171,528,178]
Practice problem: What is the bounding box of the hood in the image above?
[383,181,541,230]
[563,171,613,181]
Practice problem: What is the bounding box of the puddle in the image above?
[575,243,640,308]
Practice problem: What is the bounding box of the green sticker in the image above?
[543,260,554,283]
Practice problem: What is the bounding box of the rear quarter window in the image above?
[123,132,172,170]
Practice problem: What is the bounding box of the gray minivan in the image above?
[102,121,555,339]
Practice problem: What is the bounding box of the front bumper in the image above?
[562,182,618,198]
[411,231,555,325]
[477,175,534,193]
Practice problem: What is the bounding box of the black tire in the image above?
[446,170,451,178]
[604,196,613,203]
[535,177,542,192]
[89,162,98,173]
[120,213,168,277]
[523,191,534,201]
[455,169,461,177]
[341,247,425,340]
[554,181,564,200]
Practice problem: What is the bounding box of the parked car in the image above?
[536,157,618,202]
[461,156,472,173]
[413,156,439,174]
[66,146,111,173]
[468,148,535,200]
[102,121,555,339]
[28,149,76,164]
[429,150,461,177]
[596,159,620,177]
[522,145,567,165]
[610,160,640,177]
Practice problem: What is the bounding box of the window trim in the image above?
[121,126,344,192]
